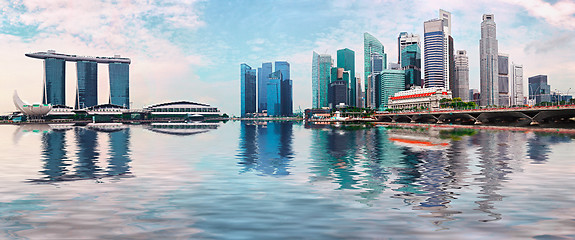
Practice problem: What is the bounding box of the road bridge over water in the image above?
[375,105,575,125]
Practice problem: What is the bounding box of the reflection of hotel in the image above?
[146,122,220,136]
[387,127,450,150]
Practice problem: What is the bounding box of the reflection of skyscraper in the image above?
[40,130,70,181]
[75,128,101,179]
[237,122,293,176]
[76,61,98,109]
[107,128,132,176]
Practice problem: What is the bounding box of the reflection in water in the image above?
[29,125,133,183]
[237,122,294,176]
[146,122,220,136]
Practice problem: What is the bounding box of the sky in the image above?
[0,0,574,115]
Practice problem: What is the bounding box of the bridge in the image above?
[375,105,575,125]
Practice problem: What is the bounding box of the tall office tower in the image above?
[528,75,551,104]
[43,58,66,105]
[480,14,499,106]
[355,76,362,107]
[337,48,356,106]
[401,43,421,89]
[498,54,510,106]
[328,80,348,108]
[312,52,333,108]
[275,61,290,81]
[75,61,98,109]
[454,50,469,101]
[440,9,454,90]
[240,63,257,117]
[109,62,130,108]
[511,63,524,106]
[398,32,420,65]
[367,53,384,108]
[258,62,272,112]
[267,70,282,116]
[364,32,385,108]
[424,19,446,88]
[377,69,405,109]
[281,79,293,116]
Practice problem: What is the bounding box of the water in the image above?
[1,121,574,239]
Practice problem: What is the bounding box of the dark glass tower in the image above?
[267,70,282,117]
[241,63,257,117]
[401,44,422,89]
[43,58,66,105]
[109,62,130,108]
[258,62,272,113]
[76,61,98,109]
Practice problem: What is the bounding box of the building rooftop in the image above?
[25,50,131,64]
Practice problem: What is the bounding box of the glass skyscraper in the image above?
[267,70,282,117]
[528,75,551,104]
[241,63,257,117]
[76,61,98,109]
[337,48,356,107]
[424,19,446,88]
[401,43,421,89]
[275,61,290,81]
[364,33,385,108]
[480,14,499,106]
[258,62,272,113]
[109,62,130,108]
[274,61,293,116]
[368,53,384,108]
[312,52,333,109]
[43,58,66,105]
[377,70,405,109]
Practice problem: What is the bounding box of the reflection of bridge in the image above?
[375,105,575,125]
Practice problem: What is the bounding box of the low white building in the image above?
[387,87,452,111]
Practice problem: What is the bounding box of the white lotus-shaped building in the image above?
[13,90,52,116]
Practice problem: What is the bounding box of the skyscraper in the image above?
[43,58,66,105]
[337,48,356,106]
[377,69,405,109]
[454,50,469,101]
[76,61,98,109]
[480,14,499,106]
[424,19,446,88]
[267,70,282,116]
[275,61,292,116]
[528,75,551,104]
[511,63,524,106]
[364,33,385,108]
[241,63,257,117]
[312,52,333,109]
[275,61,290,81]
[258,62,272,112]
[398,32,420,65]
[401,43,422,90]
[109,62,130,108]
[440,9,454,91]
[368,53,384,108]
[498,54,510,106]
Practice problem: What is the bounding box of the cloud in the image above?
[510,0,575,30]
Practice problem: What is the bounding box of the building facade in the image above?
[43,57,66,105]
[398,32,420,65]
[240,63,257,117]
[424,19,446,88]
[364,32,385,108]
[454,50,469,101]
[258,62,272,112]
[401,43,422,90]
[337,48,356,107]
[312,52,333,109]
[498,54,510,106]
[528,75,551,104]
[109,62,130,108]
[511,63,524,106]
[480,14,499,106]
[267,70,282,117]
[439,9,453,91]
[76,61,98,109]
[328,80,348,108]
[388,87,452,111]
[377,70,405,109]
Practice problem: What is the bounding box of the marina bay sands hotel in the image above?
[25,50,131,109]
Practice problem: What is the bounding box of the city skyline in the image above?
[0,0,574,115]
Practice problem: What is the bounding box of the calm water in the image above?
[1,122,574,239]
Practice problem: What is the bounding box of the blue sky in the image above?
[0,0,574,115]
